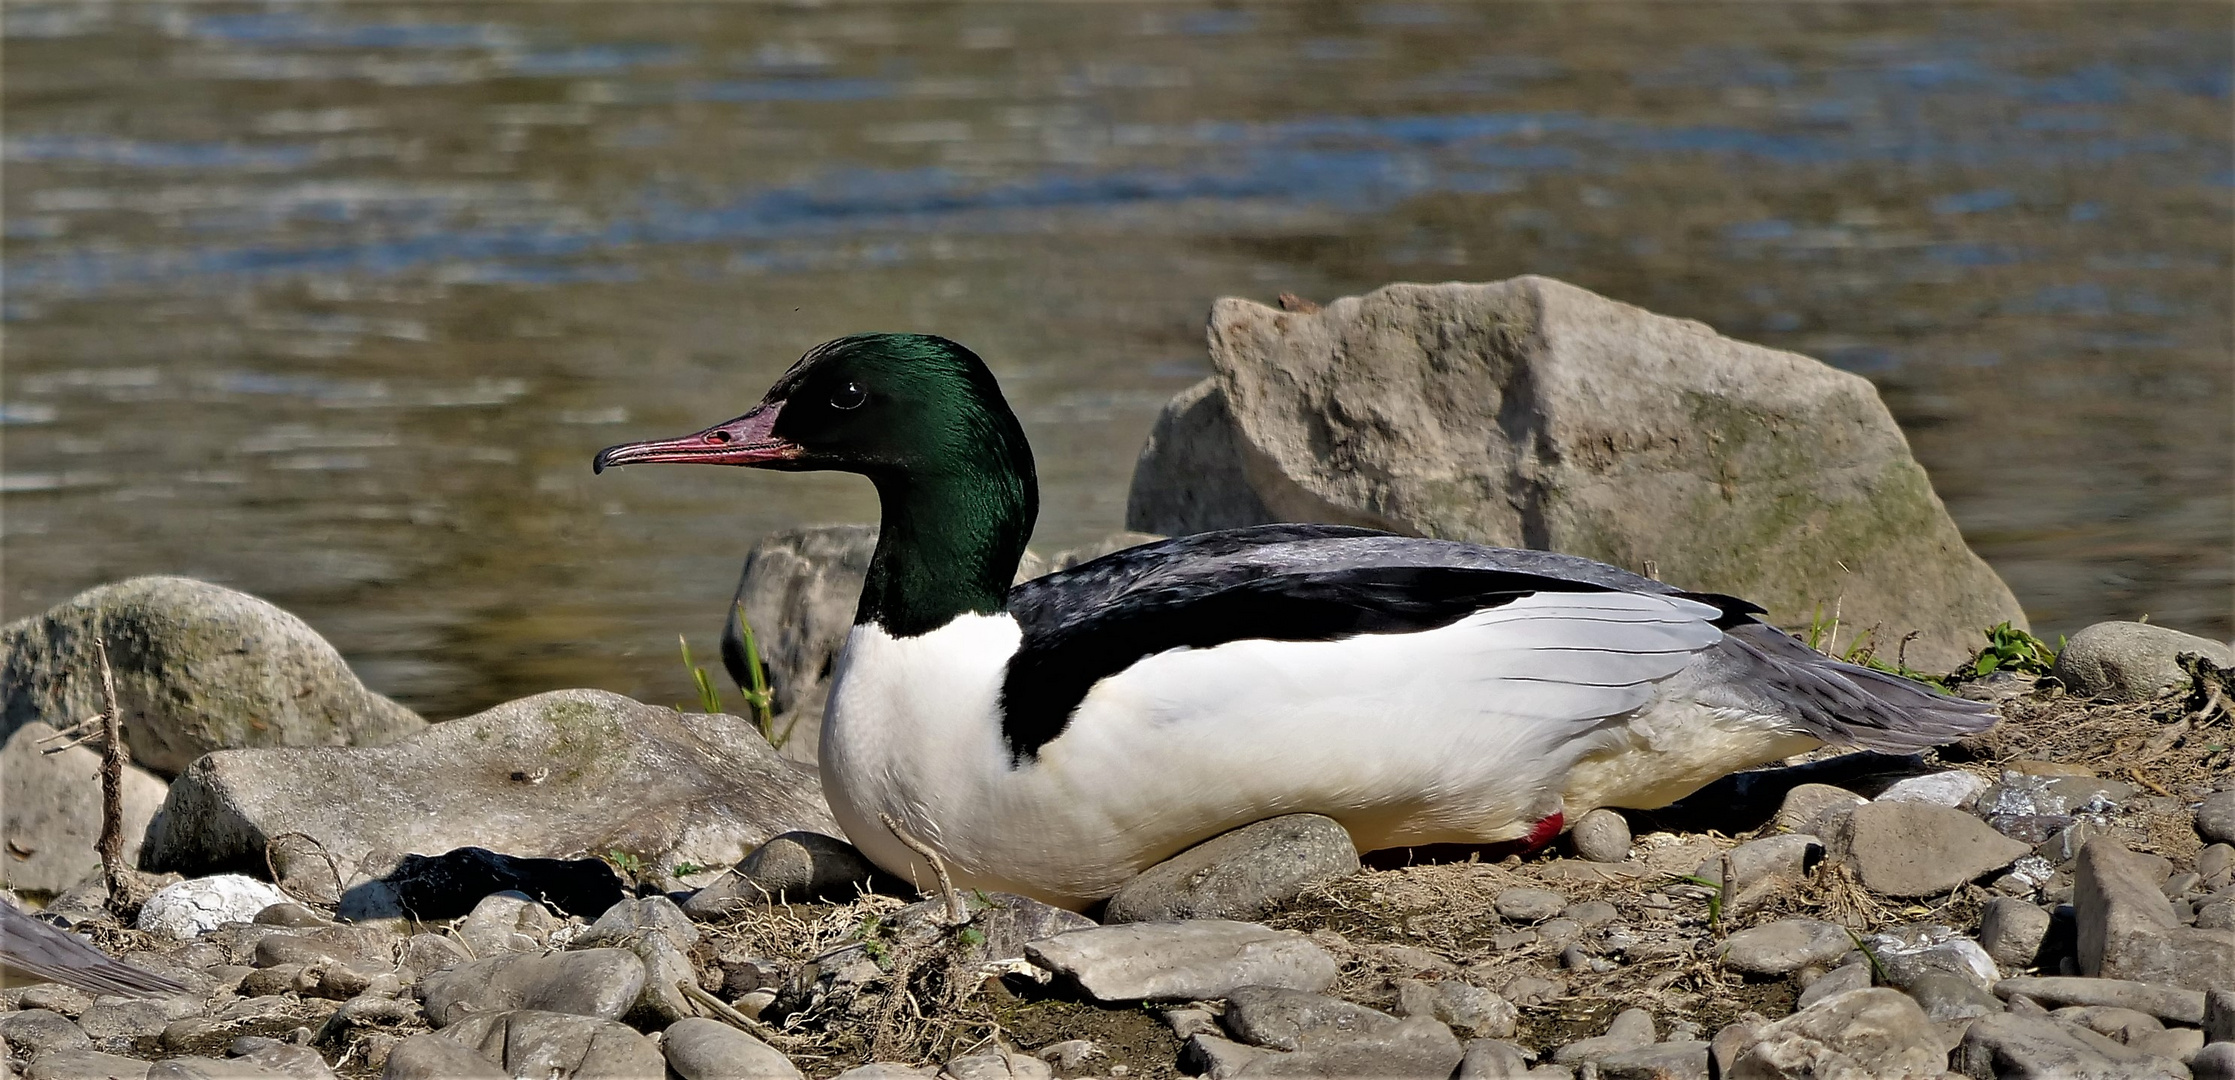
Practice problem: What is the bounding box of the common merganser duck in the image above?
[595,333,1995,910]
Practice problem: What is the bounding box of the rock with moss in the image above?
[140,689,836,896]
[1124,277,2025,673]
[2,576,423,777]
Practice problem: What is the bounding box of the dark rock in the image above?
[1024,921,1336,1003]
[0,576,423,777]
[1723,988,1945,1079]
[686,832,885,913]
[1833,801,2029,897]
[2075,839,2235,990]
[1955,1012,2187,1079]
[2194,1043,2235,1080]
[2050,621,2233,702]
[1992,976,2206,1024]
[2200,792,2235,847]
[0,722,170,894]
[1103,815,1359,924]
[1569,809,1632,863]
[345,847,624,922]
[1124,278,2025,670]
[432,1010,663,1079]
[660,1017,802,1080]
[1979,898,2055,970]
[1719,919,1851,976]
[143,690,834,896]
[2201,987,2233,1043]
[419,949,646,1027]
[1596,1040,1709,1080]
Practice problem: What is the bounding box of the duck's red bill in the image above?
[592,402,802,472]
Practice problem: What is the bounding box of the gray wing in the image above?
[0,902,187,996]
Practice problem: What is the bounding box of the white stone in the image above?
[1876,770,1990,809]
[136,875,290,939]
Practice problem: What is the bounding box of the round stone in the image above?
[1569,809,1632,863]
[1719,918,1854,976]
[2196,791,2235,847]
[1493,888,1568,924]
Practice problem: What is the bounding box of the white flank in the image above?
[821,591,1817,909]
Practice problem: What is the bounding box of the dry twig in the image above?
[92,638,143,917]
[880,812,965,926]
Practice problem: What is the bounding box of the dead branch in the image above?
[93,637,143,917]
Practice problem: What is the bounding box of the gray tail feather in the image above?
[1712,623,1998,752]
[1,904,189,997]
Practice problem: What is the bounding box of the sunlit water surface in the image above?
[4,3,2229,718]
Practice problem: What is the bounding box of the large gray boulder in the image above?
[0,721,169,893]
[723,526,880,766]
[1125,277,2025,672]
[2,576,423,777]
[724,527,1162,765]
[140,689,835,891]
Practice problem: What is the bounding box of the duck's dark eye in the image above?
[830,381,867,410]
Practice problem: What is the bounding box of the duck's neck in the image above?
[860,463,1036,638]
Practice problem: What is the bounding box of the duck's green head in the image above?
[594,333,1035,490]
[596,333,1038,634]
